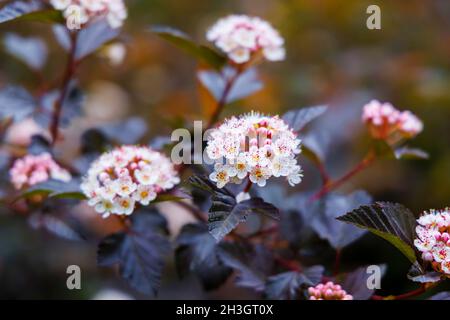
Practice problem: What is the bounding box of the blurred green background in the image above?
[0,0,449,299]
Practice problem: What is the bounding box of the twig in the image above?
[371,284,432,300]
[310,151,376,201]
[333,249,342,276]
[49,32,79,146]
[206,67,243,129]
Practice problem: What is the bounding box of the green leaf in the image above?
[15,9,63,23]
[282,105,328,132]
[152,194,186,204]
[190,175,278,242]
[18,179,86,201]
[337,202,417,263]
[150,25,226,69]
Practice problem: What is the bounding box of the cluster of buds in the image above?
[206,14,285,64]
[308,282,353,300]
[414,209,450,276]
[9,153,71,190]
[81,146,179,218]
[362,100,423,142]
[50,0,127,30]
[206,112,303,188]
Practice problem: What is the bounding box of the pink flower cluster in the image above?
[362,100,423,141]
[81,146,180,218]
[206,15,285,64]
[50,0,127,30]
[9,153,71,190]
[414,209,450,276]
[206,112,302,188]
[308,282,353,300]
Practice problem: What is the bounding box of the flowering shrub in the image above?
[206,112,302,188]
[206,15,285,64]
[81,145,180,217]
[10,153,71,190]
[0,1,449,302]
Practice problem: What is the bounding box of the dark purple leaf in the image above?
[337,202,417,263]
[341,265,386,300]
[175,223,231,290]
[0,85,36,122]
[0,0,42,23]
[98,209,170,296]
[190,175,278,242]
[198,67,263,104]
[265,266,324,300]
[311,190,372,249]
[429,292,450,300]
[75,20,120,60]
[282,105,328,132]
[218,242,273,292]
[98,117,147,144]
[4,33,47,70]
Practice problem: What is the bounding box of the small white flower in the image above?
[209,163,231,188]
[95,199,115,218]
[133,185,157,205]
[135,167,157,186]
[116,177,137,197]
[229,47,251,64]
[115,197,135,215]
[249,166,270,187]
[233,154,249,179]
[287,166,303,187]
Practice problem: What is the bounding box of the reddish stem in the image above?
[243,179,253,193]
[274,255,302,272]
[310,151,376,201]
[49,32,79,146]
[206,67,243,129]
[371,285,428,300]
[247,225,278,239]
[333,249,342,276]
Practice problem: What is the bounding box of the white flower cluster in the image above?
[414,209,450,276]
[206,14,285,64]
[81,146,180,218]
[206,112,302,188]
[362,100,423,140]
[50,0,127,30]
